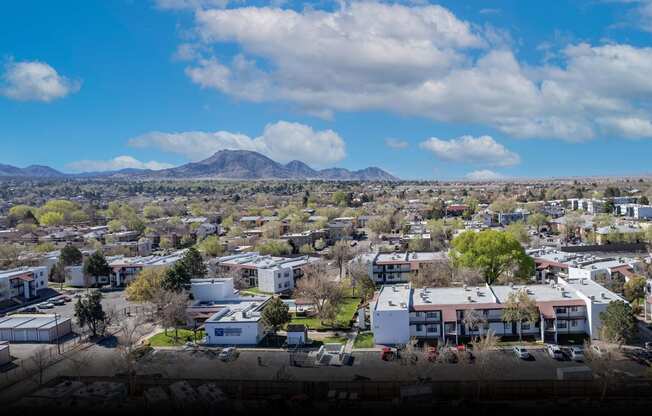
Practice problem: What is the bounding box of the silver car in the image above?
[513,346,531,359]
[546,344,563,360]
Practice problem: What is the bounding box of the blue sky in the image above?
[2,0,652,180]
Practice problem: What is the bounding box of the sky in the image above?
[2,0,652,180]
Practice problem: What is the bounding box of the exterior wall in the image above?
[258,266,294,293]
[0,343,9,366]
[191,279,235,302]
[372,307,410,345]
[205,321,263,345]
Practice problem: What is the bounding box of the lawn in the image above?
[148,329,205,347]
[240,287,273,296]
[353,332,375,348]
[289,297,361,330]
[323,336,348,344]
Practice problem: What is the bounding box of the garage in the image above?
[0,315,72,343]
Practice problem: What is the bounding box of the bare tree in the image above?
[470,330,498,399]
[347,257,375,300]
[410,261,453,288]
[225,267,250,291]
[65,348,92,381]
[462,309,487,340]
[453,267,485,286]
[295,262,344,326]
[30,346,54,386]
[113,312,154,396]
[160,291,188,342]
[585,341,619,401]
[330,240,353,280]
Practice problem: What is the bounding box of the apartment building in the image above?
[0,267,48,303]
[615,203,652,219]
[353,251,448,284]
[106,250,187,287]
[371,277,623,345]
[213,253,319,293]
[529,248,642,284]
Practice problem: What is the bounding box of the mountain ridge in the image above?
[0,150,399,181]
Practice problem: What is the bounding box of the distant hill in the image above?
[0,150,399,181]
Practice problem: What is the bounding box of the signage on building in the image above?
[214,328,242,336]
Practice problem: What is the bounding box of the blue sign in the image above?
[215,328,224,336]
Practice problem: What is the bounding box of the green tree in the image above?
[256,240,292,256]
[526,213,549,232]
[501,289,539,341]
[179,247,207,278]
[49,261,67,290]
[623,275,647,304]
[261,297,291,337]
[74,291,107,337]
[162,263,190,292]
[599,300,637,344]
[451,230,534,285]
[60,245,83,266]
[39,211,65,227]
[505,222,530,245]
[196,235,225,257]
[83,251,112,286]
[639,195,650,205]
[125,267,166,302]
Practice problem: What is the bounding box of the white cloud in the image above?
[384,138,409,149]
[178,3,652,141]
[155,0,232,10]
[419,135,520,167]
[1,59,80,102]
[464,169,505,181]
[128,120,346,166]
[598,116,652,138]
[66,156,174,172]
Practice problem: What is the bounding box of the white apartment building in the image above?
[107,250,187,287]
[529,248,642,284]
[214,253,319,293]
[0,267,48,302]
[352,251,448,284]
[372,278,624,345]
[616,203,652,219]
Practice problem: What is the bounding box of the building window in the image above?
[426,325,437,333]
[571,320,578,327]
[416,324,423,332]
[555,307,567,314]
[426,312,438,319]
[570,306,579,313]
[557,321,567,329]
[521,323,530,330]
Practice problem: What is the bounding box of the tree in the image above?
[261,297,290,337]
[526,212,548,232]
[180,247,207,279]
[161,262,190,292]
[299,243,315,255]
[159,290,188,342]
[489,197,517,213]
[640,195,650,205]
[74,291,107,337]
[295,262,344,326]
[49,260,67,290]
[331,240,353,279]
[39,211,65,227]
[505,222,530,245]
[113,312,153,396]
[501,289,539,341]
[599,300,637,344]
[410,261,453,288]
[255,240,292,256]
[83,251,112,286]
[623,275,646,304]
[60,245,83,266]
[348,258,376,300]
[126,267,166,302]
[31,346,54,386]
[450,230,534,285]
[470,330,498,399]
[196,235,224,257]
[462,309,487,339]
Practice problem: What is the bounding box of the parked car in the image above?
[52,298,65,306]
[219,347,239,362]
[381,347,398,361]
[513,346,531,360]
[569,347,585,362]
[62,296,72,302]
[645,342,652,351]
[37,302,54,309]
[546,344,563,360]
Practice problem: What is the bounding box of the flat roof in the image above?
[491,284,583,303]
[562,277,626,305]
[374,284,410,312]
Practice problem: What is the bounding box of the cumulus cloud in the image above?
[128,121,346,166]
[177,3,652,141]
[1,59,80,102]
[464,169,505,181]
[420,135,520,167]
[384,138,409,149]
[66,156,174,172]
[155,0,231,10]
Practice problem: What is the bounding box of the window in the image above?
[557,321,567,329]
[426,325,438,333]
[416,324,423,332]
[415,312,422,317]
[571,320,578,327]
[521,323,530,330]
[570,306,579,313]
[426,312,438,319]
[555,307,567,314]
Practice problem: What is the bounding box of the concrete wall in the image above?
[372,307,410,345]
[205,320,263,345]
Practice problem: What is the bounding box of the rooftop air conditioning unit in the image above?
[467,296,473,302]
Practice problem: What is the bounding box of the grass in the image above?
[148,329,205,347]
[353,332,375,348]
[240,287,273,296]
[289,297,361,330]
[323,336,348,344]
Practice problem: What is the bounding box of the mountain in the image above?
[0,150,399,181]
[147,150,398,181]
[0,164,65,177]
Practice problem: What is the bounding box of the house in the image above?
[352,251,448,284]
[188,278,271,346]
[371,278,625,345]
[483,209,529,227]
[0,267,48,303]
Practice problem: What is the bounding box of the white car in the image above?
[570,347,585,362]
[218,347,238,362]
[37,302,54,309]
[546,344,563,360]
[513,346,531,359]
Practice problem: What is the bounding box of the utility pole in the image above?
[54,313,61,354]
